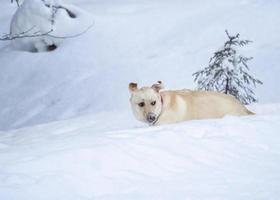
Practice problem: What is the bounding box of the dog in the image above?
[129,81,254,125]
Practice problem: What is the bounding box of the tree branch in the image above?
[0,20,94,41]
[11,0,20,7]
[0,27,53,41]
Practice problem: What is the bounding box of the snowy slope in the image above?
[1,0,280,130]
[0,104,280,200]
[1,1,280,199]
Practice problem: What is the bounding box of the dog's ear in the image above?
[129,82,138,93]
[151,81,164,92]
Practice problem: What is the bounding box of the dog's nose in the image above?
[147,112,156,123]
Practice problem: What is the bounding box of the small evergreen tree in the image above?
[193,30,262,105]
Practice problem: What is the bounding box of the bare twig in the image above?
[11,0,20,7]
[2,0,94,42]
[0,27,53,41]
[44,4,77,18]
[0,20,94,41]
[47,20,95,39]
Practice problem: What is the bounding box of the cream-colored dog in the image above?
[129,81,254,125]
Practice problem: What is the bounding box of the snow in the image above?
[0,105,280,199]
[10,0,94,52]
[1,0,280,199]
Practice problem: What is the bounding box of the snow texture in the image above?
[0,105,280,199]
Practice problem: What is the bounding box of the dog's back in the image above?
[157,90,253,124]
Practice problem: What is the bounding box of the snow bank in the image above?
[10,0,94,52]
[0,104,280,199]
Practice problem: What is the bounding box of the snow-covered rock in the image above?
[10,0,93,52]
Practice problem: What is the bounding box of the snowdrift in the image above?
[0,104,280,199]
[10,0,94,52]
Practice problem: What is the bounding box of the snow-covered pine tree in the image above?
[193,30,263,105]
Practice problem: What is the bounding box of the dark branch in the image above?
[47,20,95,39]
[0,20,94,41]
[11,0,20,7]
[0,27,53,41]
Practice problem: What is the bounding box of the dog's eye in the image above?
[151,101,156,106]
[138,102,145,107]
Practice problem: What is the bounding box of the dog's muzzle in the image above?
[146,112,157,123]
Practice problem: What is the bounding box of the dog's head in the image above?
[129,81,164,124]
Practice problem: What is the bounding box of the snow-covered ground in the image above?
[1,0,280,199]
[0,104,280,200]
